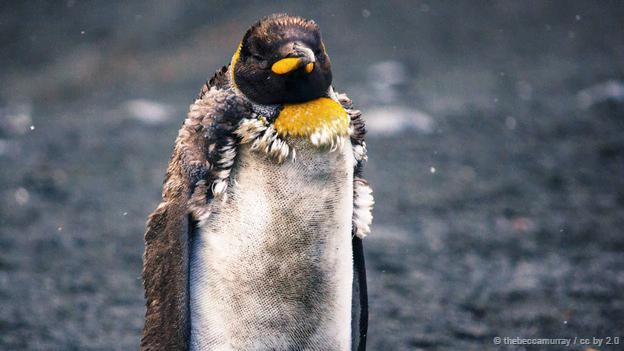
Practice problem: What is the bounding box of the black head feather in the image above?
[232,14,332,105]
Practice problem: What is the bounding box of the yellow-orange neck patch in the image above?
[230,42,242,91]
[273,97,349,140]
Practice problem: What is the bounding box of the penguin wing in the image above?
[141,68,251,351]
[339,93,374,351]
[351,234,369,351]
[351,176,373,351]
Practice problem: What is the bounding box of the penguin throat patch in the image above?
[229,42,242,92]
[274,97,349,144]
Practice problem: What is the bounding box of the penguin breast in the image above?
[190,137,354,351]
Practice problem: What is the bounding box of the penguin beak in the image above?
[271,42,316,75]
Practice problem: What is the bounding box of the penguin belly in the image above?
[190,137,354,351]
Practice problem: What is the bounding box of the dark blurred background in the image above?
[1,1,623,350]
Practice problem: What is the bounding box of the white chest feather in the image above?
[190,137,354,351]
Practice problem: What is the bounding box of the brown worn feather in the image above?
[339,93,367,177]
[141,68,251,351]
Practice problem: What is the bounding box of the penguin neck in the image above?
[228,70,348,145]
[273,97,350,140]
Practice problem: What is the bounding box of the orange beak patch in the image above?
[271,57,314,75]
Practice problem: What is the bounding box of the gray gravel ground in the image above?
[1,1,623,350]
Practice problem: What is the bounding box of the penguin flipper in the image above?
[141,71,251,351]
[337,91,374,350]
[351,235,369,351]
[142,186,192,351]
[350,177,373,351]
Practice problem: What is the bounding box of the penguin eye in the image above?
[315,50,326,62]
[251,54,263,61]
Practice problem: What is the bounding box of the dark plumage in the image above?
[232,13,333,105]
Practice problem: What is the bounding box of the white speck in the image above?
[80,30,85,35]
[575,15,581,21]
[123,212,128,216]
[361,9,371,18]
[505,116,517,130]
[563,320,568,324]
[493,98,498,103]
[430,167,436,174]
[30,125,35,131]
[58,227,63,231]
[15,187,30,205]
[124,99,173,125]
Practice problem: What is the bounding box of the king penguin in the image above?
[141,14,374,351]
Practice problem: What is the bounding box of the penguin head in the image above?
[231,14,333,105]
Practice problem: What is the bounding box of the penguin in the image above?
[141,13,374,351]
